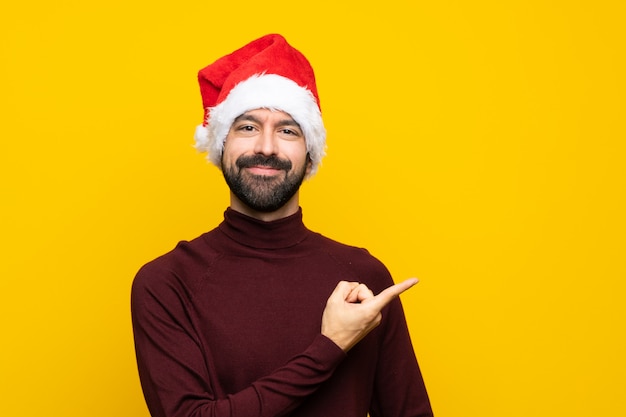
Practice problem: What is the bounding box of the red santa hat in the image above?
[194,34,326,176]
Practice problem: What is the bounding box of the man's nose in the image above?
[253,129,278,156]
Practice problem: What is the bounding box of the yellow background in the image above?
[2,1,624,416]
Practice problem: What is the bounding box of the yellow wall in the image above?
[2,1,624,416]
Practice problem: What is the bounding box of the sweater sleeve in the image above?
[368,297,434,417]
[131,264,346,417]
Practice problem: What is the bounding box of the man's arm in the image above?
[132,270,417,417]
[367,285,434,417]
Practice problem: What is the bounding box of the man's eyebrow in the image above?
[232,113,302,129]
[275,119,302,129]
[233,114,261,124]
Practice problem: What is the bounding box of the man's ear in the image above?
[305,153,313,176]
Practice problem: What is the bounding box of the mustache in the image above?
[236,154,292,171]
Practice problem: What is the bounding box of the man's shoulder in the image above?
[311,232,372,258]
[132,228,222,291]
[309,232,393,288]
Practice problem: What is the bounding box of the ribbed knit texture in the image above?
[131,208,433,417]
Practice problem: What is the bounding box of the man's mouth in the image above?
[245,165,283,176]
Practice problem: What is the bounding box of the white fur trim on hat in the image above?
[194,73,326,177]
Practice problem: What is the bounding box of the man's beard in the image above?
[222,154,307,213]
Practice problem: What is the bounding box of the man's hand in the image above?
[321,278,419,352]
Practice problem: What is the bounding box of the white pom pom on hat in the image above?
[194,34,326,177]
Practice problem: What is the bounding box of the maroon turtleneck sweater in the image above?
[131,208,433,417]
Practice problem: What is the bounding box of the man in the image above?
[131,34,433,417]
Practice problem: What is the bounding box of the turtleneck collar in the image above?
[217,207,310,250]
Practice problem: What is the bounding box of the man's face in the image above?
[221,109,311,213]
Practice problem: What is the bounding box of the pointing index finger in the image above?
[371,278,419,309]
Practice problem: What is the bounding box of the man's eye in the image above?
[238,125,255,131]
[281,128,298,136]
